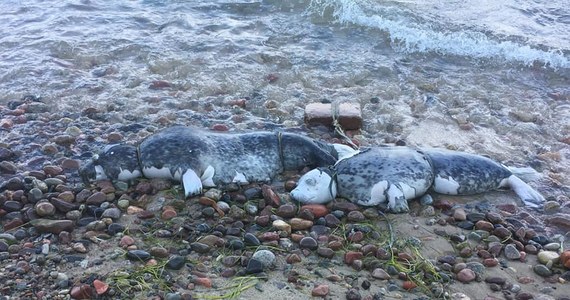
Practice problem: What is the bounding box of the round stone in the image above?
[537,251,560,265]
[533,264,552,277]
[243,233,260,246]
[35,202,56,217]
[504,244,521,260]
[252,250,275,268]
[299,237,318,250]
[456,268,476,283]
[166,255,186,270]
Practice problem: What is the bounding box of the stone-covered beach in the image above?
[1,1,569,299]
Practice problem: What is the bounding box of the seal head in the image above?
[290,167,337,204]
[79,144,141,185]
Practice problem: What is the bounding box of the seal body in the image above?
[334,147,433,211]
[291,146,544,212]
[80,126,338,197]
[424,149,512,195]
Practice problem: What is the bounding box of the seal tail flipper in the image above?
[505,175,545,208]
[507,166,541,182]
[182,169,203,197]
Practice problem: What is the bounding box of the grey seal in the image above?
[290,147,545,213]
[80,126,348,197]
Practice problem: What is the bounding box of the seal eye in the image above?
[305,178,316,186]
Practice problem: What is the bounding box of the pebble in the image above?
[276,204,296,218]
[243,233,261,246]
[86,192,107,205]
[543,242,560,251]
[246,258,264,274]
[126,250,151,261]
[537,251,560,265]
[371,268,391,280]
[533,264,552,277]
[299,237,318,250]
[317,247,335,259]
[312,284,329,297]
[166,255,186,270]
[347,210,365,222]
[457,268,476,283]
[453,208,467,221]
[289,218,313,230]
[272,219,291,234]
[252,250,275,268]
[35,202,56,217]
[30,219,74,234]
[504,244,521,260]
[300,204,328,218]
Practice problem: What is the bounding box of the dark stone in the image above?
[166,255,186,270]
[107,223,125,236]
[361,280,371,290]
[243,233,260,246]
[30,219,74,234]
[466,212,486,222]
[485,277,506,285]
[299,237,318,250]
[324,214,341,227]
[126,250,151,261]
[532,235,549,245]
[2,177,24,191]
[196,223,211,233]
[3,201,22,212]
[317,247,335,259]
[456,221,474,230]
[246,258,264,274]
[50,198,78,213]
[226,239,244,250]
[77,217,97,227]
[190,242,211,254]
[243,187,262,200]
[345,288,362,300]
[276,204,296,218]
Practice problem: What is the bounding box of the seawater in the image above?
[1,0,569,191]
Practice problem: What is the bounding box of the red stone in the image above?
[561,250,570,269]
[194,277,212,288]
[161,209,177,220]
[211,124,229,131]
[300,204,328,218]
[261,184,280,206]
[402,281,417,290]
[483,258,498,267]
[311,284,329,297]
[344,251,363,265]
[3,218,23,231]
[70,284,93,299]
[93,280,109,295]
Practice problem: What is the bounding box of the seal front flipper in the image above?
[201,165,216,187]
[182,169,203,197]
[386,183,409,213]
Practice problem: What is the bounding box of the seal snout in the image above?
[290,168,337,204]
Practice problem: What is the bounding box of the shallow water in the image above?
[1,0,569,199]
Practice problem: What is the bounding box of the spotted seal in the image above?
[290,147,545,213]
[80,126,348,197]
